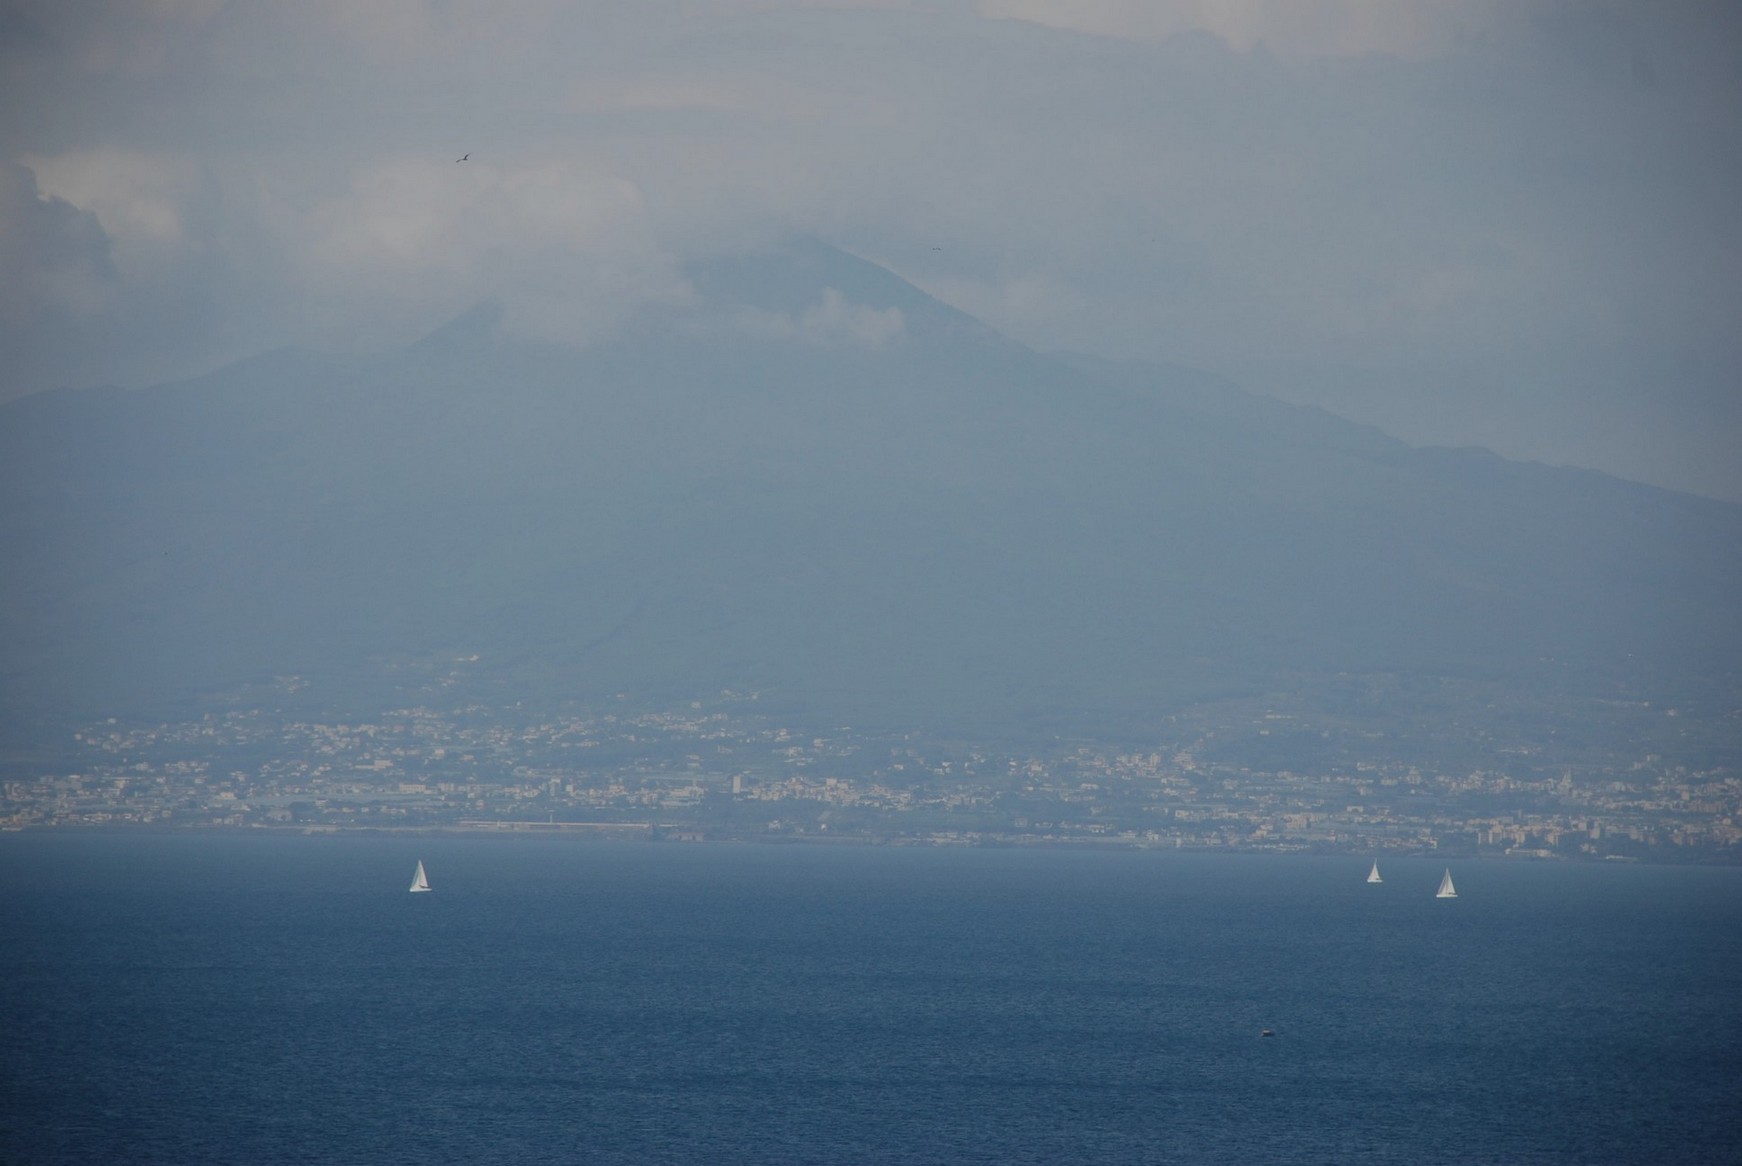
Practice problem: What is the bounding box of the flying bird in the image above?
[456,153,470,162]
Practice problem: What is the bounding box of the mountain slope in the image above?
[2,240,1738,745]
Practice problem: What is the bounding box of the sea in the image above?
[2,835,1739,1165]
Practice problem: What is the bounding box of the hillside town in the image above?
[4,690,1737,862]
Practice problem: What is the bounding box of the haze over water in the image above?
[4,835,1738,1165]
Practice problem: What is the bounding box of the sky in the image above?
[3,0,1739,500]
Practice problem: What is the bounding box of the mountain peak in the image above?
[414,298,506,352]
[679,237,997,346]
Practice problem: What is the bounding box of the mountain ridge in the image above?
[2,241,1737,754]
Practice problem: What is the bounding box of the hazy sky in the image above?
[3,0,1739,499]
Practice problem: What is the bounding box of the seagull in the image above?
[456,153,470,162]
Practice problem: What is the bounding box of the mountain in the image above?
[2,239,1739,750]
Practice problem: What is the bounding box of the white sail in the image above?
[409,860,431,893]
[1435,868,1456,898]
[1367,861,1382,884]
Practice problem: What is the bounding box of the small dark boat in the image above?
[1260,1029,1274,1037]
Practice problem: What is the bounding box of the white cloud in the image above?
[694,288,906,348]
[1,0,1738,496]
[24,149,200,250]
[288,155,688,347]
[796,287,905,346]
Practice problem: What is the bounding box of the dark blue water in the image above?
[3,837,1739,1165]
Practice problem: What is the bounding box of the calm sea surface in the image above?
[2,835,1739,1165]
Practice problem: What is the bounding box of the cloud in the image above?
[792,288,906,346]
[289,155,689,347]
[912,272,1090,351]
[691,288,907,348]
[566,70,830,121]
[24,149,208,266]
[976,0,1510,58]
[7,149,260,389]
[0,0,1738,498]
[0,161,116,321]
[3,0,226,78]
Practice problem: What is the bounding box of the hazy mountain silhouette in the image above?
[3,239,1738,744]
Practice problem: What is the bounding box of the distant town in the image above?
[5,682,1738,863]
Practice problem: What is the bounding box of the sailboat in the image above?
[1435,868,1457,899]
[1366,860,1382,884]
[409,860,431,893]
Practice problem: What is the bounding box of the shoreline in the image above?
[1,821,1726,864]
